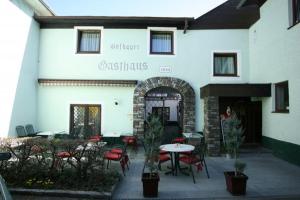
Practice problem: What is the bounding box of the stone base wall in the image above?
[204,96,221,156]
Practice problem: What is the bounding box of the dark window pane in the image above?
[275,81,289,112]
[293,0,300,24]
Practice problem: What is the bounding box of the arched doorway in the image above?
[145,86,183,144]
[133,77,195,138]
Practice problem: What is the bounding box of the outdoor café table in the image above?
[37,130,66,138]
[103,132,120,144]
[160,143,195,176]
[76,141,107,151]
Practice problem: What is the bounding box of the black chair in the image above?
[25,124,39,136]
[16,125,27,137]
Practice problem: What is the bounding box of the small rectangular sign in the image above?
[160,66,172,73]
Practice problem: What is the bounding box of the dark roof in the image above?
[35,16,194,29]
[237,0,267,9]
[200,83,271,98]
[190,0,263,29]
[35,0,264,29]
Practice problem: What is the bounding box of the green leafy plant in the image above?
[234,160,246,175]
[222,115,246,175]
[144,114,163,175]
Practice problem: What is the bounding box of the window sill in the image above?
[287,21,300,30]
[76,52,101,54]
[149,53,175,55]
[272,110,290,114]
[213,75,239,77]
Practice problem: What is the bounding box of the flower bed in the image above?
[0,138,120,193]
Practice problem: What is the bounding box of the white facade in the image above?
[249,0,300,145]
[37,28,249,134]
[0,0,40,137]
[1,0,299,156]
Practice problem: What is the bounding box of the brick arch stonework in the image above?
[133,77,195,137]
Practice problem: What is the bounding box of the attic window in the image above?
[77,30,101,53]
[213,53,237,76]
[150,31,174,55]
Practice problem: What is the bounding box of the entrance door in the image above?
[145,87,182,144]
[244,101,262,144]
[219,97,262,145]
[70,104,101,139]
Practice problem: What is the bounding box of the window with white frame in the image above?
[150,31,173,54]
[76,27,102,53]
[213,53,237,76]
[148,28,176,55]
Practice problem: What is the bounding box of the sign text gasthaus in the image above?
[98,60,148,71]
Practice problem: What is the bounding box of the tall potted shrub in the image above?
[141,114,163,197]
[223,116,248,195]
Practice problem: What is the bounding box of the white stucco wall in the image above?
[38,26,249,135]
[249,0,300,145]
[0,0,39,137]
[38,86,134,135]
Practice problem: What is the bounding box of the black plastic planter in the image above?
[224,171,248,195]
[142,173,160,197]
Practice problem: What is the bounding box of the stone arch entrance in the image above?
[133,77,195,138]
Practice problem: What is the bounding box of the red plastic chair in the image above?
[55,151,73,171]
[179,143,209,183]
[158,153,171,171]
[122,136,138,151]
[104,144,129,176]
[88,134,102,143]
[172,137,186,144]
[104,151,127,176]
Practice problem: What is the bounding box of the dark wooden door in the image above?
[244,101,262,144]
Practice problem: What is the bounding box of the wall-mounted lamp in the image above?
[114,99,119,106]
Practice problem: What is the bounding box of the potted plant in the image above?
[222,116,248,195]
[141,114,163,197]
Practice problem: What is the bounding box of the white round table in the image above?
[160,144,195,153]
[160,144,195,176]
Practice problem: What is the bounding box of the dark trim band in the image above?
[38,79,138,87]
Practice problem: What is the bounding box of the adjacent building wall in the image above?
[0,0,39,137]
[249,0,300,144]
[38,28,249,134]
[249,0,300,164]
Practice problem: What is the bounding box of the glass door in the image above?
[70,104,101,139]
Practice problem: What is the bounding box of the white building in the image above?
[1,0,299,164]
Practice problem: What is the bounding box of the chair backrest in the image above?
[16,125,27,137]
[192,140,207,161]
[25,124,35,135]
